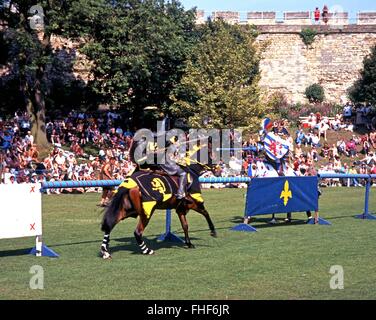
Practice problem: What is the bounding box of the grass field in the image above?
[1,187,376,300]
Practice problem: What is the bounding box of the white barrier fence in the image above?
[0,183,58,257]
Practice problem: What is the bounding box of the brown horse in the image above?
[100,162,217,259]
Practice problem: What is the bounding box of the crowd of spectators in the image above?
[0,109,136,193]
[1,101,376,192]
[239,102,376,187]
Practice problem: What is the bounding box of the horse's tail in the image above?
[101,187,128,233]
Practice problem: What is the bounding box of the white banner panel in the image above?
[0,183,42,239]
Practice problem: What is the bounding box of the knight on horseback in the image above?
[160,135,189,202]
[100,126,217,259]
[130,119,192,203]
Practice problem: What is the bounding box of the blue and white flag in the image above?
[263,132,290,161]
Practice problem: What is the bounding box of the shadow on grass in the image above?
[329,214,365,220]
[45,234,212,256]
[229,216,309,229]
[0,248,32,258]
[110,235,212,254]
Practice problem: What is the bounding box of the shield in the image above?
[263,132,289,161]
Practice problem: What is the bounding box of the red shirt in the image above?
[314,9,320,20]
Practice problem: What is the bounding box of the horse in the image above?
[100,161,217,259]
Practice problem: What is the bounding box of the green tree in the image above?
[81,0,197,128]
[299,28,317,47]
[0,0,108,150]
[305,83,325,103]
[349,45,376,104]
[170,19,265,129]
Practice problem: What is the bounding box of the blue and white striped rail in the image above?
[40,177,252,190]
[40,174,376,190]
[41,179,123,190]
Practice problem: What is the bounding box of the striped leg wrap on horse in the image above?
[101,234,110,251]
[139,241,154,255]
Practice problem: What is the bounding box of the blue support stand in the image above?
[306,217,331,225]
[231,183,257,232]
[29,244,59,257]
[356,213,376,220]
[231,223,258,232]
[157,209,185,243]
[355,178,376,220]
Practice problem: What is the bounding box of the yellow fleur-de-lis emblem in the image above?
[280,180,292,206]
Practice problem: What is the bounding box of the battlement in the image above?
[211,11,240,25]
[358,12,376,25]
[195,10,376,26]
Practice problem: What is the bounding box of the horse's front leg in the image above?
[134,214,154,255]
[100,233,112,259]
[177,209,195,248]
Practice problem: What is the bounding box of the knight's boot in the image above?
[176,171,192,203]
[176,171,187,199]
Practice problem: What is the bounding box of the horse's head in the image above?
[187,161,216,177]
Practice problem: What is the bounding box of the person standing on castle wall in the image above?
[314,7,320,24]
[322,5,329,24]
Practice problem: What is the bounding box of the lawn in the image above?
[1,187,376,300]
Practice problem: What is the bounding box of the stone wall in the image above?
[255,25,376,103]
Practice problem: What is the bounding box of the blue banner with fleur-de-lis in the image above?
[245,176,319,215]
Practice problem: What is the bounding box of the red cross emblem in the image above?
[270,141,278,156]
[30,186,35,193]
[30,223,36,231]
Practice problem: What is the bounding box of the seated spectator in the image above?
[24,131,34,145]
[318,122,329,141]
[359,152,376,166]
[321,142,330,158]
[305,132,313,146]
[315,112,322,125]
[71,140,84,157]
[361,136,371,155]
[295,143,303,158]
[50,129,61,146]
[53,149,67,171]
[310,146,319,162]
[330,144,339,159]
[359,163,368,175]
[370,131,376,149]
[295,129,306,145]
[344,122,354,132]
[311,133,321,147]
[345,139,357,158]
[8,174,17,184]
[337,139,346,155]
[307,113,317,129]
[352,134,361,145]
[333,155,341,171]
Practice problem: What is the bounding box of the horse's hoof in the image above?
[211,231,217,238]
[185,243,195,249]
[101,250,112,260]
[142,249,155,255]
